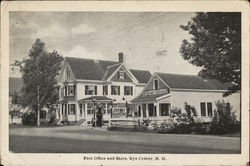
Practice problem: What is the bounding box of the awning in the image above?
[78,96,113,103]
[130,93,167,103]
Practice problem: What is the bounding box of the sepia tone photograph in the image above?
[1,1,249,166]
[8,11,242,153]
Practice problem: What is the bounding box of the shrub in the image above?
[21,111,37,125]
[210,100,240,134]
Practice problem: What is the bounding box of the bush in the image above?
[209,100,240,134]
[21,111,37,125]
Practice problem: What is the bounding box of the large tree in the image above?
[180,12,241,96]
[13,39,63,126]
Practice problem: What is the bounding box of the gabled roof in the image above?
[66,57,118,80]
[156,73,232,90]
[9,77,23,95]
[130,69,152,84]
[65,57,151,83]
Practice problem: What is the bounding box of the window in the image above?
[124,86,133,95]
[66,67,70,80]
[118,71,125,79]
[148,104,155,116]
[138,105,141,117]
[85,85,97,95]
[107,103,112,114]
[160,103,170,116]
[68,85,75,96]
[207,102,213,116]
[154,79,159,90]
[111,85,120,95]
[142,104,146,117]
[40,110,46,118]
[69,104,75,115]
[64,86,68,96]
[200,102,206,116]
[87,103,93,114]
[103,85,108,95]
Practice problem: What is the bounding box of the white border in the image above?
[1,1,249,166]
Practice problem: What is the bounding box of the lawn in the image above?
[9,125,241,153]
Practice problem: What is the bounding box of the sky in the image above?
[9,12,202,77]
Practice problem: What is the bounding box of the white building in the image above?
[57,53,152,125]
[131,72,240,122]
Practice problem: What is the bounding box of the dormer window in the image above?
[154,79,159,90]
[66,67,70,80]
[118,71,125,79]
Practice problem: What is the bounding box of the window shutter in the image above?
[103,86,104,95]
[118,86,120,95]
[95,86,97,95]
[124,86,126,95]
[73,85,76,95]
[85,85,88,95]
[131,86,133,95]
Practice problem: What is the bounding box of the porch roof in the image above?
[78,96,113,103]
[130,93,166,103]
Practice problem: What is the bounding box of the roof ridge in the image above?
[156,72,200,77]
[65,56,117,63]
[129,68,151,72]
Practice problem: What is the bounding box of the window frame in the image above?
[207,102,213,116]
[153,79,159,90]
[85,85,97,95]
[200,102,206,116]
[103,85,108,95]
[159,103,170,116]
[124,86,133,96]
[111,85,120,95]
[118,70,125,79]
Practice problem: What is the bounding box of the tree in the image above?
[13,39,63,126]
[180,12,241,96]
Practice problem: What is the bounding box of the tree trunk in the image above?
[37,86,40,126]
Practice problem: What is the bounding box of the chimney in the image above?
[118,52,123,63]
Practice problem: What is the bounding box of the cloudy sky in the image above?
[10,12,201,77]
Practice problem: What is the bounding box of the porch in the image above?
[131,93,172,121]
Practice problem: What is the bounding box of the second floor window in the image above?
[111,85,120,95]
[154,79,159,90]
[85,85,97,95]
[118,71,125,79]
[124,86,133,95]
[68,85,75,96]
[103,85,108,95]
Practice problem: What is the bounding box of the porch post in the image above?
[140,104,143,118]
[60,104,63,121]
[146,104,149,117]
[156,102,160,117]
[105,103,108,114]
[84,102,87,119]
[75,102,79,121]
